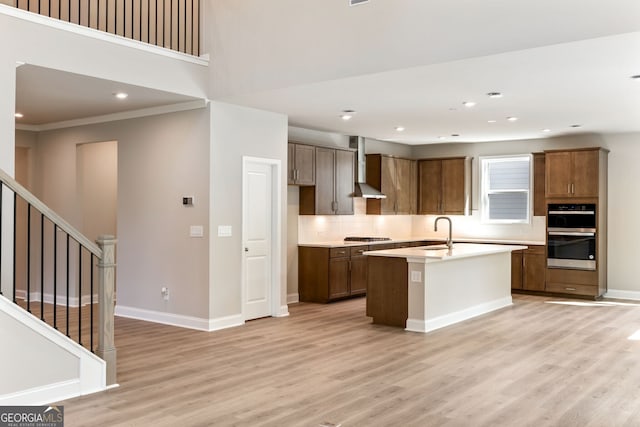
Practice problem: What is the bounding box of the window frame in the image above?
[479,154,533,224]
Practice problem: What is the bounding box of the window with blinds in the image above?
[480,155,532,223]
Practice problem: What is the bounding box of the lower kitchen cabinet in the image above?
[299,245,369,303]
[545,268,600,297]
[511,246,546,291]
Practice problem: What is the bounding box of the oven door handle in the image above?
[548,231,596,237]
[548,210,595,215]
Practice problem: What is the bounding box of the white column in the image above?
[0,61,16,301]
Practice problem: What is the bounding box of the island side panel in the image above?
[423,252,513,332]
[366,256,408,327]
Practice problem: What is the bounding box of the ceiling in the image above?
[223,32,640,145]
[15,65,201,128]
[13,6,640,145]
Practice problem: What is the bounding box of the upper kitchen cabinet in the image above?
[288,143,315,185]
[533,153,546,216]
[365,154,417,215]
[545,148,608,199]
[418,157,471,215]
[299,147,355,215]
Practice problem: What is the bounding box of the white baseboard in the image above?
[0,379,80,406]
[406,296,513,333]
[274,305,290,318]
[287,293,299,304]
[15,290,98,308]
[115,305,212,331]
[605,289,640,301]
[208,314,245,331]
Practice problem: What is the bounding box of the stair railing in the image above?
[0,168,116,385]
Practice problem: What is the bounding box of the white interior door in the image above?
[243,160,273,320]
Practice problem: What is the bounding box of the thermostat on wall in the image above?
[182,196,194,206]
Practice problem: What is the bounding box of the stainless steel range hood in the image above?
[349,136,386,199]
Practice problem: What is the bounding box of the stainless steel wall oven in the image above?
[547,203,596,270]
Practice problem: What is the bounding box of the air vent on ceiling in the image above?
[349,0,370,6]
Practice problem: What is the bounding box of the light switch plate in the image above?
[190,225,204,237]
[218,225,232,237]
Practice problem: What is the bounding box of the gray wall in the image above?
[16,109,211,319]
[209,101,288,319]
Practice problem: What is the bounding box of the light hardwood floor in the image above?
[57,295,640,426]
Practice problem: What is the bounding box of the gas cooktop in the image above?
[344,237,392,242]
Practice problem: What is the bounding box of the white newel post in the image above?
[96,235,117,385]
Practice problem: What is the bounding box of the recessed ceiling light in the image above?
[487,120,497,123]
[395,126,405,132]
[631,75,640,80]
[507,117,518,122]
[542,129,551,133]
[487,92,503,98]
[114,92,128,100]
[14,113,23,119]
[451,134,460,137]
[463,101,476,108]
[570,124,582,128]
[340,109,355,121]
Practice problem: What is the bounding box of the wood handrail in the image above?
[0,168,102,257]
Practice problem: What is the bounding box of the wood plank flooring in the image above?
[57,295,640,426]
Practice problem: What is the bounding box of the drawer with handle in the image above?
[545,282,598,296]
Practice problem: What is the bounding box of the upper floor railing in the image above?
[9,0,200,56]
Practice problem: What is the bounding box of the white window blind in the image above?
[480,155,532,223]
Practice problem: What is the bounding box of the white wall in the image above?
[209,101,288,323]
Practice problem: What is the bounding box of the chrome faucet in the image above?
[434,216,453,250]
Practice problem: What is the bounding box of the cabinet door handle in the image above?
[571,183,575,194]
[565,287,576,291]
[567,184,571,194]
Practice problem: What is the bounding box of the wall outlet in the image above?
[161,287,170,301]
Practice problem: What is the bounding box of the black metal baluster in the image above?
[12,192,17,303]
[78,244,82,346]
[27,203,31,312]
[53,225,58,329]
[40,213,44,320]
[90,253,94,352]
[66,233,70,337]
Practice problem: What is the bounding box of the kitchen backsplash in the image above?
[298,198,546,243]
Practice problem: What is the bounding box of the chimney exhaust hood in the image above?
[349,136,387,199]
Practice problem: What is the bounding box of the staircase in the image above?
[0,167,116,402]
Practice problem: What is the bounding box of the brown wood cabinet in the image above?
[366,256,408,327]
[511,246,546,291]
[287,143,315,185]
[365,154,417,215]
[299,245,368,302]
[545,148,599,198]
[533,153,546,216]
[299,147,354,215]
[418,157,471,215]
[545,268,599,297]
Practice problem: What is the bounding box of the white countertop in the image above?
[298,237,544,248]
[364,242,528,262]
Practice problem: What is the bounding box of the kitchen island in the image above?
[365,243,527,333]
